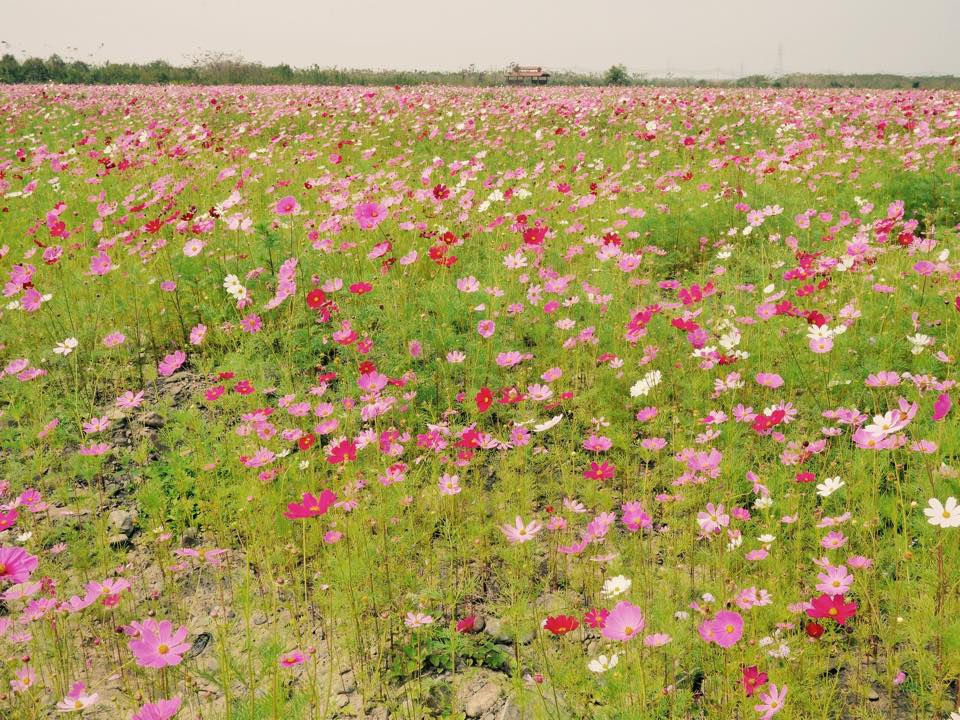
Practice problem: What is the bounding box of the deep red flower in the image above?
[741,666,768,697]
[432,183,449,200]
[805,621,825,639]
[583,608,609,629]
[795,471,816,483]
[298,434,316,451]
[349,282,372,295]
[543,615,579,636]
[475,387,493,413]
[806,594,857,625]
[306,289,327,309]
[456,615,477,633]
[583,461,616,482]
[327,438,357,465]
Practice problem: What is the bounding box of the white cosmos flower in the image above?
[924,497,960,528]
[630,370,662,398]
[600,575,632,598]
[588,654,619,673]
[533,415,563,433]
[53,337,78,356]
[816,477,845,497]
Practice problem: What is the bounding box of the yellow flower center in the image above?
[158,644,170,654]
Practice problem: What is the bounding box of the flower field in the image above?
[0,84,959,719]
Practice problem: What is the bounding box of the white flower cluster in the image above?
[223,274,249,303]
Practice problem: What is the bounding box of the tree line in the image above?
[2,54,959,89]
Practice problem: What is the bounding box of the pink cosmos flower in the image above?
[354,202,387,229]
[601,601,645,642]
[189,324,207,345]
[815,565,853,595]
[500,516,542,544]
[89,250,113,276]
[158,351,186,377]
[274,195,300,215]
[56,682,99,712]
[754,683,787,719]
[131,696,182,720]
[128,619,191,668]
[102,332,126,348]
[698,610,744,649]
[0,547,39,584]
[279,652,306,667]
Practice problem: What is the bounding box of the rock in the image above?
[866,688,881,701]
[367,706,389,720]
[108,533,131,548]
[483,617,533,645]
[141,411,164,429]
[334,669,356,694]
[108,509,135,536]
[181,527,200,547]
[465,682,501,718]
[498,697,521,720]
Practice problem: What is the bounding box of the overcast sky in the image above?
[3,0,959,77]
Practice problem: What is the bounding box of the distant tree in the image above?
[605,64,630,86]
[0,53,20,83]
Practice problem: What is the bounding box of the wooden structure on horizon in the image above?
[505,65,550,85]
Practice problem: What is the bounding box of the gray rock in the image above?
[484,617,533,645]
[108,533,131,548]
[108,509,135,536]
[498,697,521,720]
[141,412,164,429]
[465,682,501,718]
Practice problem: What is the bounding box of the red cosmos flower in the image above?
[432,183,449,200]
[298,434,316,451]
[795,471,816,483]
[741,666,768,697]
[349,282,372,295]
[806,594,857,625]
[327,439,357,465]
[456,428,482,449]
[456,615,477,633]
[583,461,617,482]
[475,387,493,413]
[523,226,547,246]
[205,385,225,402]
[497,387,525,404]
[283,490,337,520]
[751,409,785,433]
[218,371,235,380]
[806,310,827,326]
[583,608,609,629]
[233,380,255,395]
[543,615,579,636]
[358,360,377,374]
[805,621,825,638]
[306,289,327,309]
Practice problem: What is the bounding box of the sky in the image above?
[3,0,959,77]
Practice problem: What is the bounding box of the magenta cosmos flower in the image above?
[0,547,39,584]
[354,201,388,230]
[283,490,337,520]
[128,619,191,668]
[698,610,744,648]
[273,195,300,216]
[132,696,182,720]
[601,601,645,642]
